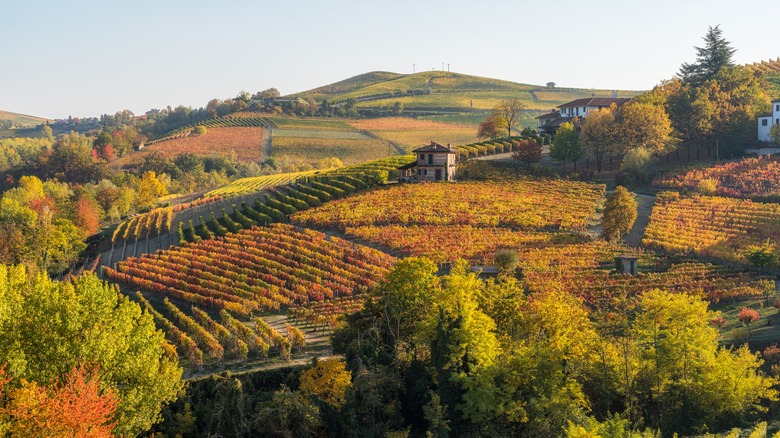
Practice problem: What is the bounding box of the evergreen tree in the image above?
[679,25,736,85]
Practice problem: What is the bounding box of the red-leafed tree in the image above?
[512,139,543,168]
[738,307,760,335]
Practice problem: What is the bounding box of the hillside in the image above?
[289,71,643,113]
[745,58,780,97]
[0,109,49,127]
[288,71,404,101]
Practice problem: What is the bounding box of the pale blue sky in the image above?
[2,0,779,119]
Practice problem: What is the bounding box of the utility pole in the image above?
[447,63,450,72]
[413,64,415,74]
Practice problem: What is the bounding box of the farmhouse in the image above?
[536,96,632,134]
[757,99,780,143]
[398,141,457,182]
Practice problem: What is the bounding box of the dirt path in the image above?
[624,193,656,248]
[263,127,273,158]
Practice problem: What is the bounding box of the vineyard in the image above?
[271,136,392,165]
[454,136,548,161]
[205,170,320,198]
[104,223,395,317]
[654,156,780,201]
[112,126,267,168]
[642,192,780,263]
[346,117,480,152]
[169,116,274,135]
[344,224,563,263]
[204,155,414,198]
[292,179,605,231]
[517,241,775,312]
[134,291,302,370]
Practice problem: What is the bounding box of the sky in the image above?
[2,0,780,119]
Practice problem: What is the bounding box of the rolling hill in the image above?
[288,71,644,113]
[0,110,49,127]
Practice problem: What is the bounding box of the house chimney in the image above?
[447,143,451,150]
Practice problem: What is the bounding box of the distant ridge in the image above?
[0,109,50,127]
[287,70,643,112]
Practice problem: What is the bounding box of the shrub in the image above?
[696,178,719,195]
[620,147,655,182]
[192,126,207,135]
[494,249,520,277]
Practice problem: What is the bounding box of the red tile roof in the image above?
[558,97,632,109]
[536,110,561,120]
[412,141,457,154]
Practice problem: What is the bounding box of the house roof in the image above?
[536,110,561,120]
[412,141,457,154]
[558,97,632,109]
[540,116,576,128]
[398,162,417,170]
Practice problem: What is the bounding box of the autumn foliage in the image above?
[0,365,118,437]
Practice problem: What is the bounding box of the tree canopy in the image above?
[0,265,183,435]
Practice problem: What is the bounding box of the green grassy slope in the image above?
[288,71,404,101]
[0,110,49,127]
[289,71,643,112]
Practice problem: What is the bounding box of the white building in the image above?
[536,97,632,134]
[757,99,780,142]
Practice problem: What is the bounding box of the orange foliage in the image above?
[1,365,118,438]
[74,196,102,237]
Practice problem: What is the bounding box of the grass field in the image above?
[112,127,266,167]
[713,297,780,347]
[0,109,49,127]
[271,136,394,165]
[347,117,480,151]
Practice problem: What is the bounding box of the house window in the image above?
[776,119,779,125]
[763,119,769,126]
[775,104,779,111]
[428,154,433,165]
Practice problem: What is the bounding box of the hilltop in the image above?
[0,110,49,127]
[288,71,644,115]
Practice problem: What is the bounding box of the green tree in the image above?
[0,266,183,436]
[550,121,582,168]
[631,290,777,434]
[679,25,736,86]
[392,102,404,116]
[602,186,637,242]
[378,257,441,357]
[770,123,780,146]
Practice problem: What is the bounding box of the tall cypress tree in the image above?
[679,25,736,86]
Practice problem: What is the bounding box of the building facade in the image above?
[757,99,780,143]
[536,97,632,134]
[398,141,457,182]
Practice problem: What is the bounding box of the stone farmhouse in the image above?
[398,141,457,182]
[536,97,632,134]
